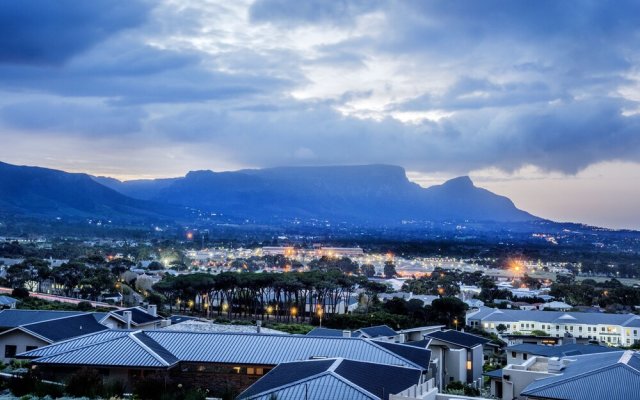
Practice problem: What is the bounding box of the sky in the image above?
[1,1,640,229]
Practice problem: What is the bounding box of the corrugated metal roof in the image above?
[357,325,397,338]
[19,330,133,358]
[521,351,640,400]
[471,307,640,326]
[239,358,421,400]
[426,330,490,349]
[0,310,85,328]
[22,313,109,342]
[507,343,618,358]
[0,296,17,306]
[32,334,168,368]
[243,374,376,400]
[28,330,430,370]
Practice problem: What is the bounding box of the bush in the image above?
[65,367,103,398]
[11,287,30,299]
[134,372,171,400]
[76,301,94,311]
[103,379,127,398]
[8,370,38,396]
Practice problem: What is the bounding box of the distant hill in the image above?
[95,164,538,224]
[0,161,179,221]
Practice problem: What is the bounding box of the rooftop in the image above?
[238,357,422,400]
[426,329,490,349]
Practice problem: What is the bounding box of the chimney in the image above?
[147,304,157,317]
[256,320,262,334]
[123,311,132,329]
[342,330,351,338]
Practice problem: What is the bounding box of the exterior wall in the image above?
[444,348,465,386]
[469,316,640,347]
[168,362,272,396]
[0,331,48,363]
[506,351,530,365]
[471,345,483,383]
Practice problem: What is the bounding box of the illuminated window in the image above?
[256,368,264,375]
[233,367,241,374]
[466,361,472,370]
[247,368,255,375]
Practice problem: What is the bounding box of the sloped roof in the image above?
[19,313,108,342]
[0,296,17,306]
[238,358,422,400]
[25,330,431,370]
[0,310,85,328]
[111,307,162,326]
[19,330,133,358]
[507,343,619,358]
[426,330,490,349]
[357,325,397,338]
[306,327,361,338]
[522,351,640,400]
[469,307,640,326]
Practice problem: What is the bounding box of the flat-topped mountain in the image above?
[95,164,538,223]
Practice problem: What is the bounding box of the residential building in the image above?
[488,350,640,400]
[0,296,17,309]
[506,343,618,365]
[21,330,431,394]
[421,330,490,389]
[0,313,108,363]
[467,307,640,346]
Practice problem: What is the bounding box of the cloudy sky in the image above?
[1,0,640,229]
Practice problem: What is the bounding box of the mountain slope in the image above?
[97,164,538,223]
[0,161,178,221]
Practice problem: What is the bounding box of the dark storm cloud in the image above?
[0,0,151,65]
[0,0,640,176]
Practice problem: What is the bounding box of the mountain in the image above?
[95,164,538,224]
[0,161,179,221]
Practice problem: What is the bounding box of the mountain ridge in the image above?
[0,161,538,224]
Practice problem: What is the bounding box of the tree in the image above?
[427,297,468,328]
[496,323,508,334]
[383,261,397,279]
[361,264,376,277]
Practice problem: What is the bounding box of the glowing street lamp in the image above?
[266,305,274,319]
[317,306,324,328]
[290,306,298,319]
[222,302,229,312]
[454,318,459,331]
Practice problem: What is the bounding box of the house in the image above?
[0,313,108,362]
[21,330,431,394]
[105,306,164,329]
[422,330,490,389]
[399,325,445,342]
[306,325,399,341]
[0,310,86,331]
[490,350,640,400]
[467,307,640,346]
[506,343,619,365]
[0,296,18,309]
[237,358,423,400]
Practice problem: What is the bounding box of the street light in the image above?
[317,306,324,328]
[266,305,273,319]
[290,306,298,319]
[454,318,459,331]
[222,302,229,312]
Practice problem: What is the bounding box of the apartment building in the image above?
[467,307,640,346]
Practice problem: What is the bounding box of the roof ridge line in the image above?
[21,312,96,327]
[366,339,424,370]
[128,331,171,367]
[238,370,332,399]
[328,370,381,399]
[30,332,136,362]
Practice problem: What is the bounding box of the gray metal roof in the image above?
[0,310,85,328]
[26,330,431,371]
[468,307,640,326]
[241,374,376,400]
[507,343,619,358]
[0,296,17,306]
[239,358,422,400]
[522,351,640,400]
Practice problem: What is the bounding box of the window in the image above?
[247,368,255,375]
[4,345,16,358]
[523,353,528,360]
[512,352,516,358]
[25,346,37,352]
[466,361,472,370]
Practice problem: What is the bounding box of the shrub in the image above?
[65,367,103,398]
[76,301,94,311]
[8,370,39,396]
[11,287,30,299]
[133,372,171,400]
